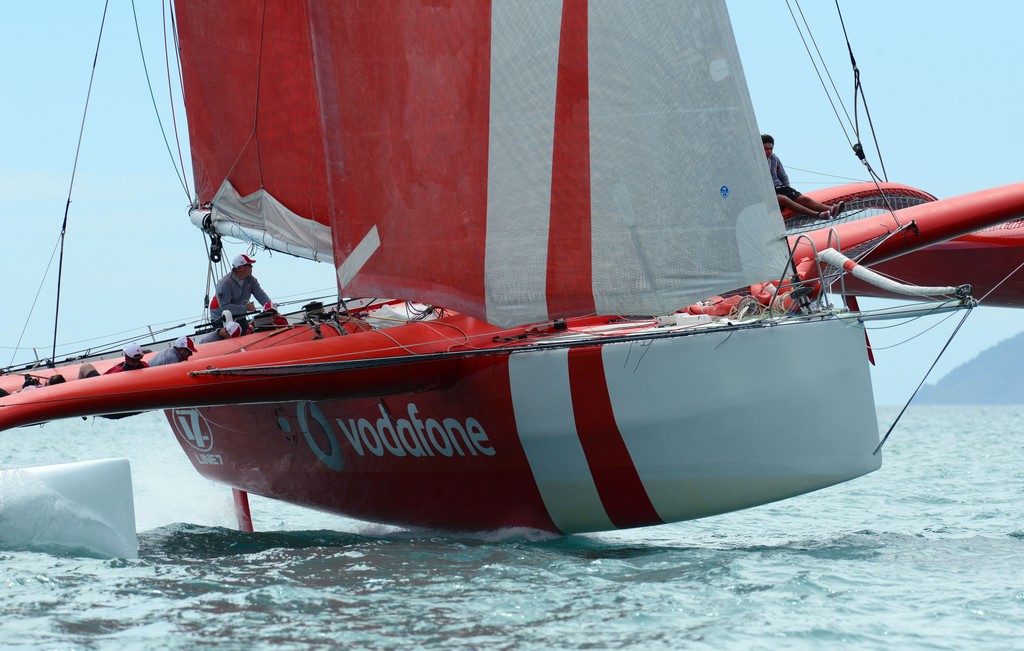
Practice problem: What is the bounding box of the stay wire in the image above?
[50,0,111,367]
[131,0,189,198]
[784,0,854,150]
[979,260,1024,303]
[785,1,900,229]
[820,0,904,229]
[161,0,191,200]
[254,0,267,187]
[219,0,265,194]
[834,0,888,183]
[9,235,64,368]
[873,306,973,455]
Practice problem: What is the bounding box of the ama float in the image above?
[2,0,1024,534]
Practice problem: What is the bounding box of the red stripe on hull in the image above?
[567,347,662,529]
[546,0,595,318]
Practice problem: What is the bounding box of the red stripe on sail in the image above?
[567,347,662,529]
[546,0,595,318]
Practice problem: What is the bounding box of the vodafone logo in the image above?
[296,401,495,472]
[297,401,344,472]
[171,408,214,452]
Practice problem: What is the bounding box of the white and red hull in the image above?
[164,317,880,533]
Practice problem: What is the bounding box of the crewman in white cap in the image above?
[195,320,242,344]
[210,253,272,334]
[103,342,149,374]
[148,336,199,367]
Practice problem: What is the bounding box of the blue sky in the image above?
[1,1,1022,405]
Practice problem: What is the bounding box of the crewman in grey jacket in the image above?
[211,254,272,333]
[148,336,198,367]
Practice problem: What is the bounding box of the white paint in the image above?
[509,348,615,533]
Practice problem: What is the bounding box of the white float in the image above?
[0,458,138,558]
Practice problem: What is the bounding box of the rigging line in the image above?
[302,0,319,226]
[833,0,889,183]
[786,0,905,231]
[979,259,1024,303]
[254,0,268,188]
[873,306,973,455]
[855,84,889,183]
[169,4,186,108]
[203,230,217,319]
[784,0,854,150]
[8,235,64,368]
[162,0,191,200]
[217,0,266,193]
[130,0,189,197]
[862,308,960,344]
[792,0,855,131]
[783,165,868,183]
[51,0,112,369]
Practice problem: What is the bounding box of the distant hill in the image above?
[915,331,1024,404]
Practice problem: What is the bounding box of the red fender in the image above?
[684,295,742,316]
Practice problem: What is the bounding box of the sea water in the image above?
[1,407,1021,649]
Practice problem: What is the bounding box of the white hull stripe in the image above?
[508,348,614,533]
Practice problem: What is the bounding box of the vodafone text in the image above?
[337,403,495,458]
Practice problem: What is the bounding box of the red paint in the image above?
[567,347,662,529]
[308,3,493,315]
[232,488,255,532]
[546,0,596,318]
[163,356,559,533]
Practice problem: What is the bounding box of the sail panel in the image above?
[175,0,331,259]
[306,0,785,326]
[483,0,564,326]
[179,0,788,325]
[587,0,788,316]
[308,2,493,314]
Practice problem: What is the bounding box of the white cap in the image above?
[124,342,145,359]
[173,336,198,352]
[226,321,242,337]
[232,254,256,268]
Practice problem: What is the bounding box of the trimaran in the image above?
[3,0,1024,536]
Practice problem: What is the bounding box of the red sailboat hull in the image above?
[158,315,881,533]
[1,314,882,534]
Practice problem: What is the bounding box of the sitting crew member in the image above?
[149,336,198,367]
[104,342,149,374]
[195,320,242,344]
[762,133,844,220]
[15,375,41,393]
[211,254,271,335]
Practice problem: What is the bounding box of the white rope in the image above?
[817,248,966,297]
